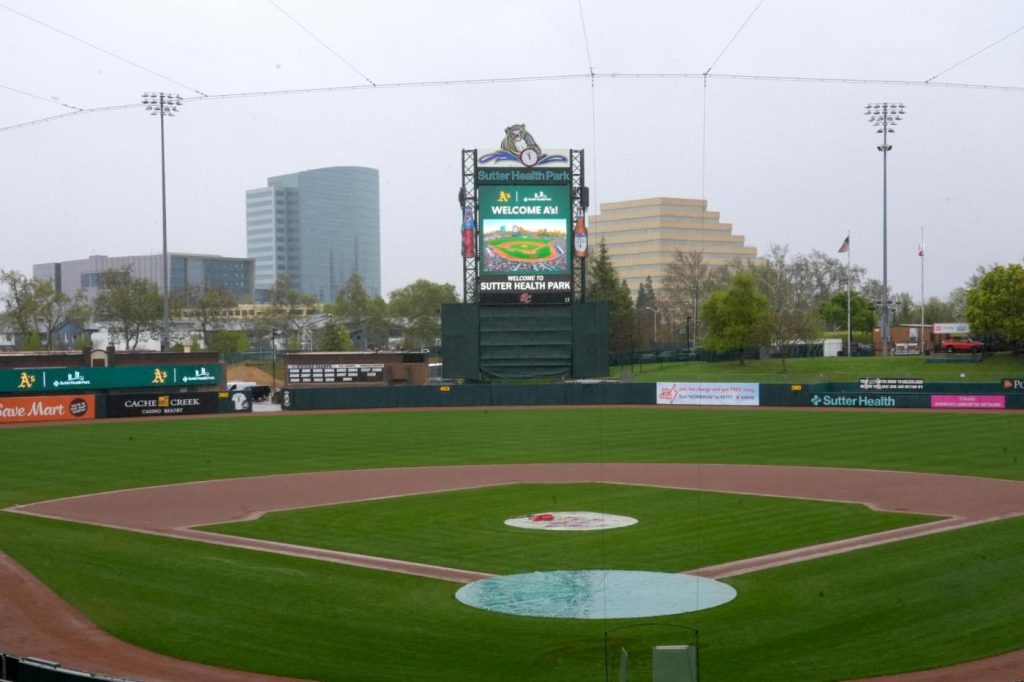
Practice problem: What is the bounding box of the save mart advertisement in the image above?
[478,184,572,304]
[1,364,222,394]
[0,394,95,424]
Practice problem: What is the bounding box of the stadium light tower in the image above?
[142,92,183,351]
[865,102,905,356]
[644,306,658,343]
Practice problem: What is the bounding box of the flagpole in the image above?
[919,226,925,354]
[846,232,852,357]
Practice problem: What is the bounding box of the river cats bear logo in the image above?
[479,124,567,167]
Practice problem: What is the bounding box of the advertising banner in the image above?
[657,382,760,406]
[809,393,902,408]
[1,364,222,394]
[1001,378,1024,391]
[478,184,572,304]
[930,395,1006,410]
[0,394,95,425]
[859,378,924,391]
[106,392,222,419]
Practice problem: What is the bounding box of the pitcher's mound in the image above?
[456,570,736,619]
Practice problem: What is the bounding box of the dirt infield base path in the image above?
[5,463,1024,681]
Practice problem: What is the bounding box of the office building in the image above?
[586,197,758,294]
[246,166,380,303]
[34,253,255,303]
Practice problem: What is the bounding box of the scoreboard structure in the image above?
[443,126,608,380]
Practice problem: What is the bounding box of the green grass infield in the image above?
[203,483,935,574]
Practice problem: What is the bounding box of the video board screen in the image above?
[478,184,571,304]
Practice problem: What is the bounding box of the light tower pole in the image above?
[644,306,658,345]
[865,102,905,356]
[142,92,183,351]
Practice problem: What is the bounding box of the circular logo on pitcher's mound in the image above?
[504,511,637,531]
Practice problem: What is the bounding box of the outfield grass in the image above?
[1,408,1023,680]
[204,483,935,574]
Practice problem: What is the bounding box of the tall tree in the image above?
[966,263,1024,346]
[787,249,865,310]
[661,250,729,347]
[0,270,39,343]
[252,277,320,349]
[922,296,956,325]
[176,285,237,349]
[34,279,91,350]
[314,318,355,351]
[701,272,770,365]
[891,292,917,325]
[92,268,163,350]
[635,276,658,345]
[332,273,390,349]
[586,238,635,353]
[737,245,822,371]
[819,291,873,335]
[387,279,458,349]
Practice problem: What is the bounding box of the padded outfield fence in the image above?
[280,381,1024,411]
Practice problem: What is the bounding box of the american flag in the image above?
[838,236,850,253]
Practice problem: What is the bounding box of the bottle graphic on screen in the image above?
[461,201,476,259]
[573,210,588,259]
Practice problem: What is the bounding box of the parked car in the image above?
[227,381,271,401]
[939,338,984,354]
[840,342,874,357]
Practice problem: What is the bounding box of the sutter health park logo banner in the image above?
[657,382,760,406]
[0,394,95,424]
[478,184,571,304]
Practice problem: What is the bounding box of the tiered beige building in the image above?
[587,197,758,294]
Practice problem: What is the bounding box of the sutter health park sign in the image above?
[1,364,221,393]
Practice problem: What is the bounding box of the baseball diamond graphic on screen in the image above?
[481,221,568,273]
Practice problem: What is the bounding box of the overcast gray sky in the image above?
[2,0,1022,302]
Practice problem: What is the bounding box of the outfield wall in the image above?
[279,381,1024,411]
[281,383,652,410]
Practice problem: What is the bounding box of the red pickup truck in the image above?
[939,338,984,353]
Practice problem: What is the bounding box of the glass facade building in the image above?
[33,253,254,303]
[246,166,380,303]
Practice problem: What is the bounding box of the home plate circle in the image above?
[504,511,637,531]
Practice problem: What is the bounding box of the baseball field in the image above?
[2,407,1023,681]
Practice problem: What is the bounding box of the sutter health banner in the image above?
[657,382,760,406]
[0,395,95,424]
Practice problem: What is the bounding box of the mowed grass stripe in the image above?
[1,408,1022,509]
[203,483,936,573]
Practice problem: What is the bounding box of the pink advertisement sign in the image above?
[930,395,1005,410]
